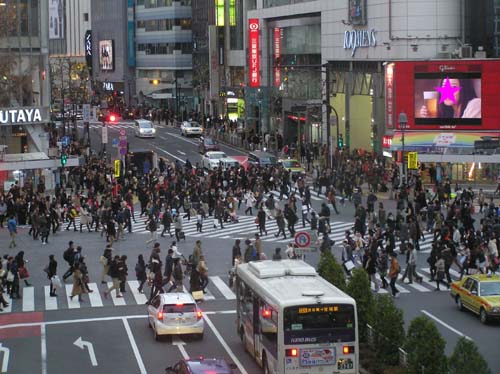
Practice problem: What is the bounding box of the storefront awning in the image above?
[389,131,500,152]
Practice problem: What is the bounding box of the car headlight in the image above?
[491,307,500,313]
[152,128,156,133]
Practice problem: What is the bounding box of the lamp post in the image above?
[398,112,408,187]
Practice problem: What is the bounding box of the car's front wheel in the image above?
[480,308,489,324]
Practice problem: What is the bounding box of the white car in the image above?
[147,293,204,341]
[180,121,203,137]
[202,151,237,170]
[134,119,156,138]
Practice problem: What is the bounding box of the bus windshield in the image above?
[284,304,355,344]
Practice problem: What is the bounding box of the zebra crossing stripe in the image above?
[107,282,126,306]
[210,276,235,300]
[22,286,35,312]
[66,284,80,309]
[404,281,431,293]
[44,286,58,310]
[128,280,148,304]
[87,283,104,307]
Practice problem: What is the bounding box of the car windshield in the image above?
[139,122,152,128]
[190,122,200,128]
[163,303,196,314]
[210,153,227,159]
[205,138,216,145]
[259,157,276,164]
[480,281,500,296]
[283,160,301,168]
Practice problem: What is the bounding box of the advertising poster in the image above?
[248,19,260,88]
[49,0,64,39]
[99,40,114,71]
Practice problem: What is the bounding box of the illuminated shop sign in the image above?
[248,18,260,88]
[343,29,377,57]
[0,107,47,125]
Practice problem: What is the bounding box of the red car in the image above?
[198,136,220,153]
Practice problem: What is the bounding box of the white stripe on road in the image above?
[421,310,473,340]
[404,281,431,293]
[128,280,148,305]
[87,283,104,307]
[65,284,80,309]
[44,286,58,311]
[107,282,126,306]
[22,286,35,312]
[122,318,148,374]
[210,276,236,300]
[172,336,190,360]
[203,314,249,374]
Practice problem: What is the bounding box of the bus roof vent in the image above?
[248,260,317,279]
[302,290,324,297]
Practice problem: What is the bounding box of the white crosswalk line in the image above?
[128,280,148,304]
[416,271,439,290]
[210,276,236,300]
[395,283,411,293]
[87,283,103,307]
[22,286,35,312]
[204,288,216,301]
[404,281,431,292]
[107,282,126,305]
[44,286,58,310]
[0,294,12,313]
[66,284,80,309]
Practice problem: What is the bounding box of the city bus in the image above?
[235,260,358,374]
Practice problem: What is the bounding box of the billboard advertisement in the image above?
[99,40,114,71]
[49,0,64,39]
[387,60,500,131]
[248,18,260,88]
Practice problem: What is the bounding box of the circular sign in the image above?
[294,232,311,248]
[249,22,259,30]
[119,129,127,136]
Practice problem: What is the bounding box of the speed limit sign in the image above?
[294,231,311,248]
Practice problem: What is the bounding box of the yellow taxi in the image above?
[278,158,306,176]
[450,274,500,324]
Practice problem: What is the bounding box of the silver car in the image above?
[180,121,203,137]
[147,293,204,341]
[134,119,156,138]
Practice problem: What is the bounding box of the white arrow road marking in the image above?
[177,150,186,155]
[172,336,189,360]
[73,337,98,366]
[0,343,10,373]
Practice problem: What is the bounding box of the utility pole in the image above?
[325,64,331,168]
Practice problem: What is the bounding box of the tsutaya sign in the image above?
[343,29,377,56]
[0,107,49,125]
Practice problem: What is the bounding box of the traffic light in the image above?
[337,134,344,149]
[108,114,117,123]
[60,152,68,166]
[150,79,160,85]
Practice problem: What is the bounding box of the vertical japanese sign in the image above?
[385,63,394,129]
[273,28,282,87]
[248,19,260,88]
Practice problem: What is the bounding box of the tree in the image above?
[405,316,448,374]
[345,268,374,342]
[449,337,490,374]
[317,251,346,291]
[371,295,405,366]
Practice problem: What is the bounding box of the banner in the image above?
[49,0,64,39]
[248,19,260,88]
[273,28,282,87]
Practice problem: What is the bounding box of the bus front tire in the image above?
[262,352,269,374]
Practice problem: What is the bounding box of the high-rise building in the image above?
[134,0,193,118]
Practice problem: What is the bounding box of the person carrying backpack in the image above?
[62,241,76,282]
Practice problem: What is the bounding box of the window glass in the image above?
[152,297,161,308]
[463,278,473,290]
[163,304,196,313]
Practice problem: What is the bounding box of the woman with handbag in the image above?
[7,256,20,299]
[70,262,87,302]
[47,254,58,297]
[15,251,31,287]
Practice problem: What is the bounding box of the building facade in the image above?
[134,0,193,117]
[246,0,465,152]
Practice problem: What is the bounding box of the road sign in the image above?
[408,152,418,170]
[114,160,121,177]
[102,126,108,144]
[61,136,70,147]
[82,104,91,122]
[119,129,126,136]
[294,231,311,248]
[111,138,119,148]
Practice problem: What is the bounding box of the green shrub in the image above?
[346,268,374,342]
[317,251,346,291]
[449,337,490,374]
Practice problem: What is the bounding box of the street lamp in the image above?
[398,112,408,187]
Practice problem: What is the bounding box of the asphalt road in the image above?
[0,121,497,373]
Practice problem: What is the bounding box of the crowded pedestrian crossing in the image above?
[0,275,235,314]
[0,264,464,315]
